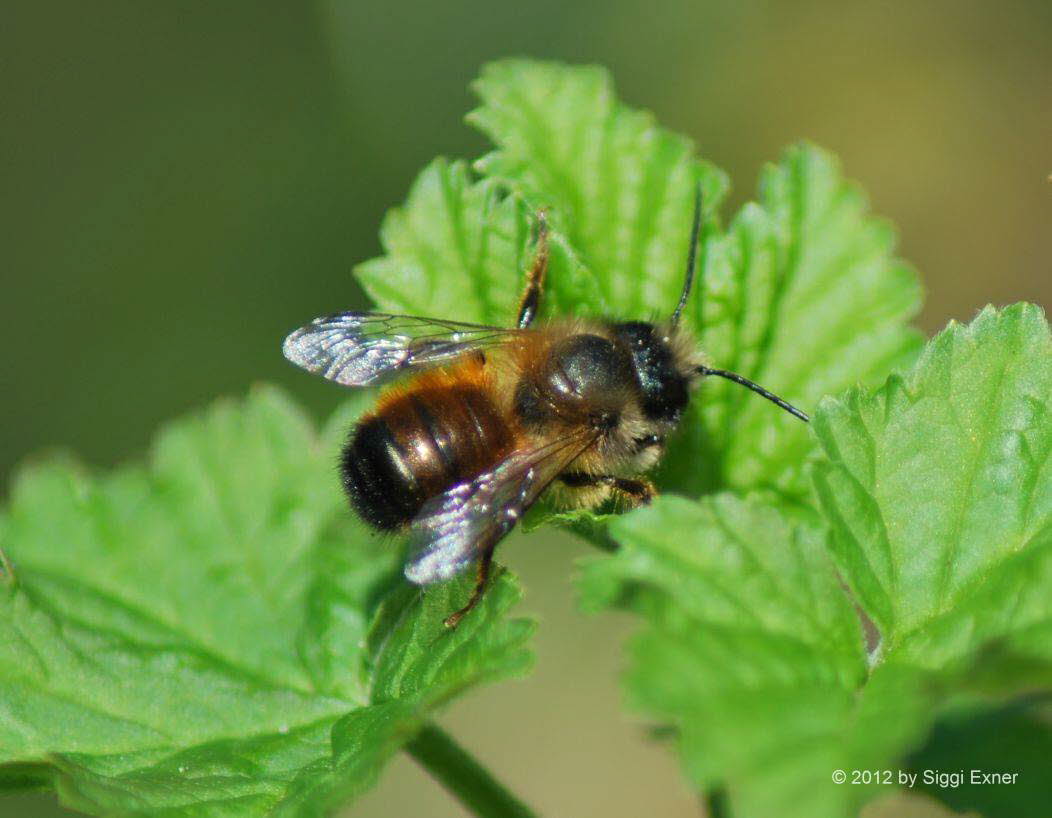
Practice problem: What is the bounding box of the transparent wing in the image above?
[282,311,521,386]
[404,428,600,585]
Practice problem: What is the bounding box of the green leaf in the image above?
[580,495,864,684]
[812,304,1052,664]
[469,61,922,497]
[680,145,924,496]
[470,59,729,318]
[584,305,1052,818]
[354,157,598,323]
[579,493,928,818]
[905,699,1052,818]
[0,387,533,815]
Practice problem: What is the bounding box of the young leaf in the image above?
[468,60,923,497]
[678,145,924,496]
[585,305,1051,818]
[0,387,533,816]
[354,157,598,323]
[812,304,1051,664]
[579,493,927,818]
[470,59,729,318]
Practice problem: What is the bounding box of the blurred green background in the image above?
[2,1,1049,816]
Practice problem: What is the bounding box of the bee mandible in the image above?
[283,190,808,627]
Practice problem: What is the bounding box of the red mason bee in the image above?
[283,191,808,626]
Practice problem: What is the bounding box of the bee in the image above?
[283,190,808,627]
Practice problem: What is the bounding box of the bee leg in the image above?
[516,210,549,329]
[444,543,497,629]
[559,472,656,509]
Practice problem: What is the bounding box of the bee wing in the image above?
[282,311,521,387]
[403,429,600,585]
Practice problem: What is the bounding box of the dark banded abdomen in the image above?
[341,383,514,530]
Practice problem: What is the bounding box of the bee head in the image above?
[610,183,809,425]
[609,321,699,422]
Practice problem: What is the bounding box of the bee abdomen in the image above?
[341,384,513,530]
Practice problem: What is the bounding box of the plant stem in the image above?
[406,723,538,818]
[705,786,731,818]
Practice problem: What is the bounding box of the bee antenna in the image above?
[670,182,703,326]
[696,366,810,422]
